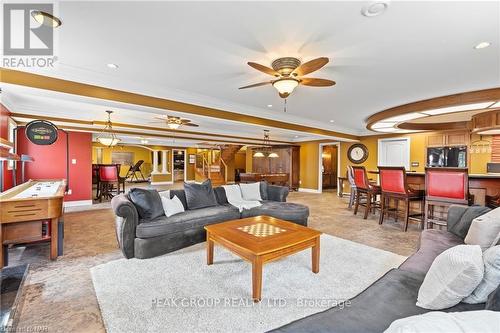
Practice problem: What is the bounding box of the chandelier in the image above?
[253,130,279,158]
[97,111,121,147]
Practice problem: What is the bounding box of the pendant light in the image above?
[97,111,121,147]
[253,130,279,158]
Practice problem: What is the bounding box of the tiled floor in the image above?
[8,190,421,333]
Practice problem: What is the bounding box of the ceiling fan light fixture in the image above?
[273,78,299,97]
[167,123,181,130]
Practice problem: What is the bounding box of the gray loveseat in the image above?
[271,205,499,333]
[111,182,309,259]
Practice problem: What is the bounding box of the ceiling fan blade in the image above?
[153,116,167,121]
[300,78,336,87]
[183,123,199,127]
[238,81,272,89]
[293,57,329,76]
[247,62,279,76]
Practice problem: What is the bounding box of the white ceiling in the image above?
[2,0,500,139]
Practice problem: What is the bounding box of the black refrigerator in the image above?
[427,146,467,168]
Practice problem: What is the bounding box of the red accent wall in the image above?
[16,128,92,201]
[0,104,14,190]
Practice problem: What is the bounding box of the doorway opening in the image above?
[173,149,186,183]
[321,144,338,192]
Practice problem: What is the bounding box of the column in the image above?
[152,150,159,174]
[162,150,168,174]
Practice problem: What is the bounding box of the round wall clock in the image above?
[347,143,369,164]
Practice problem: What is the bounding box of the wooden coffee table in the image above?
[204,215,322,302]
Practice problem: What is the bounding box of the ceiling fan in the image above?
[239,57,336,98]
[153,115,199,130]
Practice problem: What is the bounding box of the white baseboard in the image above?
[64,200,93,208]
[298,188,321,194]
[150,181,174,185]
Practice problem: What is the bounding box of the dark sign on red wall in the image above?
[25,120,58,145]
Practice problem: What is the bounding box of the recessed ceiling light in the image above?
[385,113,427,122]
[474,42,491,49]
[329,120,335,123]
[371,121,397,129]
[107,63,119,69]
[421,101,495,116]
[361,1,390,17]
[294,135,299,138]
[31,10,62,28]
[267,104,273,108]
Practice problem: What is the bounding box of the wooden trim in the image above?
[11,112,293,144]
[1,68,357,140]
[366,87,500,131]
[15,122,292,145]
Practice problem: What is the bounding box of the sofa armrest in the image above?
[267,185,289,202]
[111,194,139,259]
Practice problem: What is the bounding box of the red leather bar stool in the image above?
[352,166,381,219]
[378,166,425,232]
[98,165,121,202]
[424,167,469,229]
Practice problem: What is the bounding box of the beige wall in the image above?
[298,132,493,191]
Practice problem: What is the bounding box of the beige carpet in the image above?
[91,235,406,333]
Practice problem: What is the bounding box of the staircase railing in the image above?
[195,148,229,184]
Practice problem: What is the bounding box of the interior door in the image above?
[378,139,410,169]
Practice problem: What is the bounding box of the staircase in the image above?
[195,145,243,186]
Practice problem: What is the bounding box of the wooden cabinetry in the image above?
[426,131,469,147]
[250,146,300,189]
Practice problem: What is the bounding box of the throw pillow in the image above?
[161,195,185,217]
[240,182,262,201]
[464,246,500,304]
[128,188,164,220]
[158,190,170,199]
[183,179,218,210]
[465,208,500,250]
[416,245,484,310]
[384,311,500,333]
[449,206,491,239]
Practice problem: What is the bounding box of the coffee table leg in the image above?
[207,232,214,265]
[252,257,262,302]
[312,236,320,273]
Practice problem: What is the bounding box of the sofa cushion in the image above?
[128,188,164,220]
[270,269,484,333]
[136,205,240,238]
[449,206,491,239]
[464,246,500,304]
[416,245,484,310]
[399,230,464,275]
[486,284,500,311]
[184,179,218,210]
[240,201,309,222]
[213,187,228,205]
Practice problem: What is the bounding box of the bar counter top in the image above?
[368,171,500,179]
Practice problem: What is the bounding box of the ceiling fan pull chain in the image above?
[284,98,287,113]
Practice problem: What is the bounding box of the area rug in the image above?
[91,235,406,333]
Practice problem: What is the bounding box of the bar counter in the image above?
[369,171,500,208]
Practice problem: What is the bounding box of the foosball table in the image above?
[0,179,66,268]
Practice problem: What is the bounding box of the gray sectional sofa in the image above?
[271,205,499,333]
[111,182,309,259]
